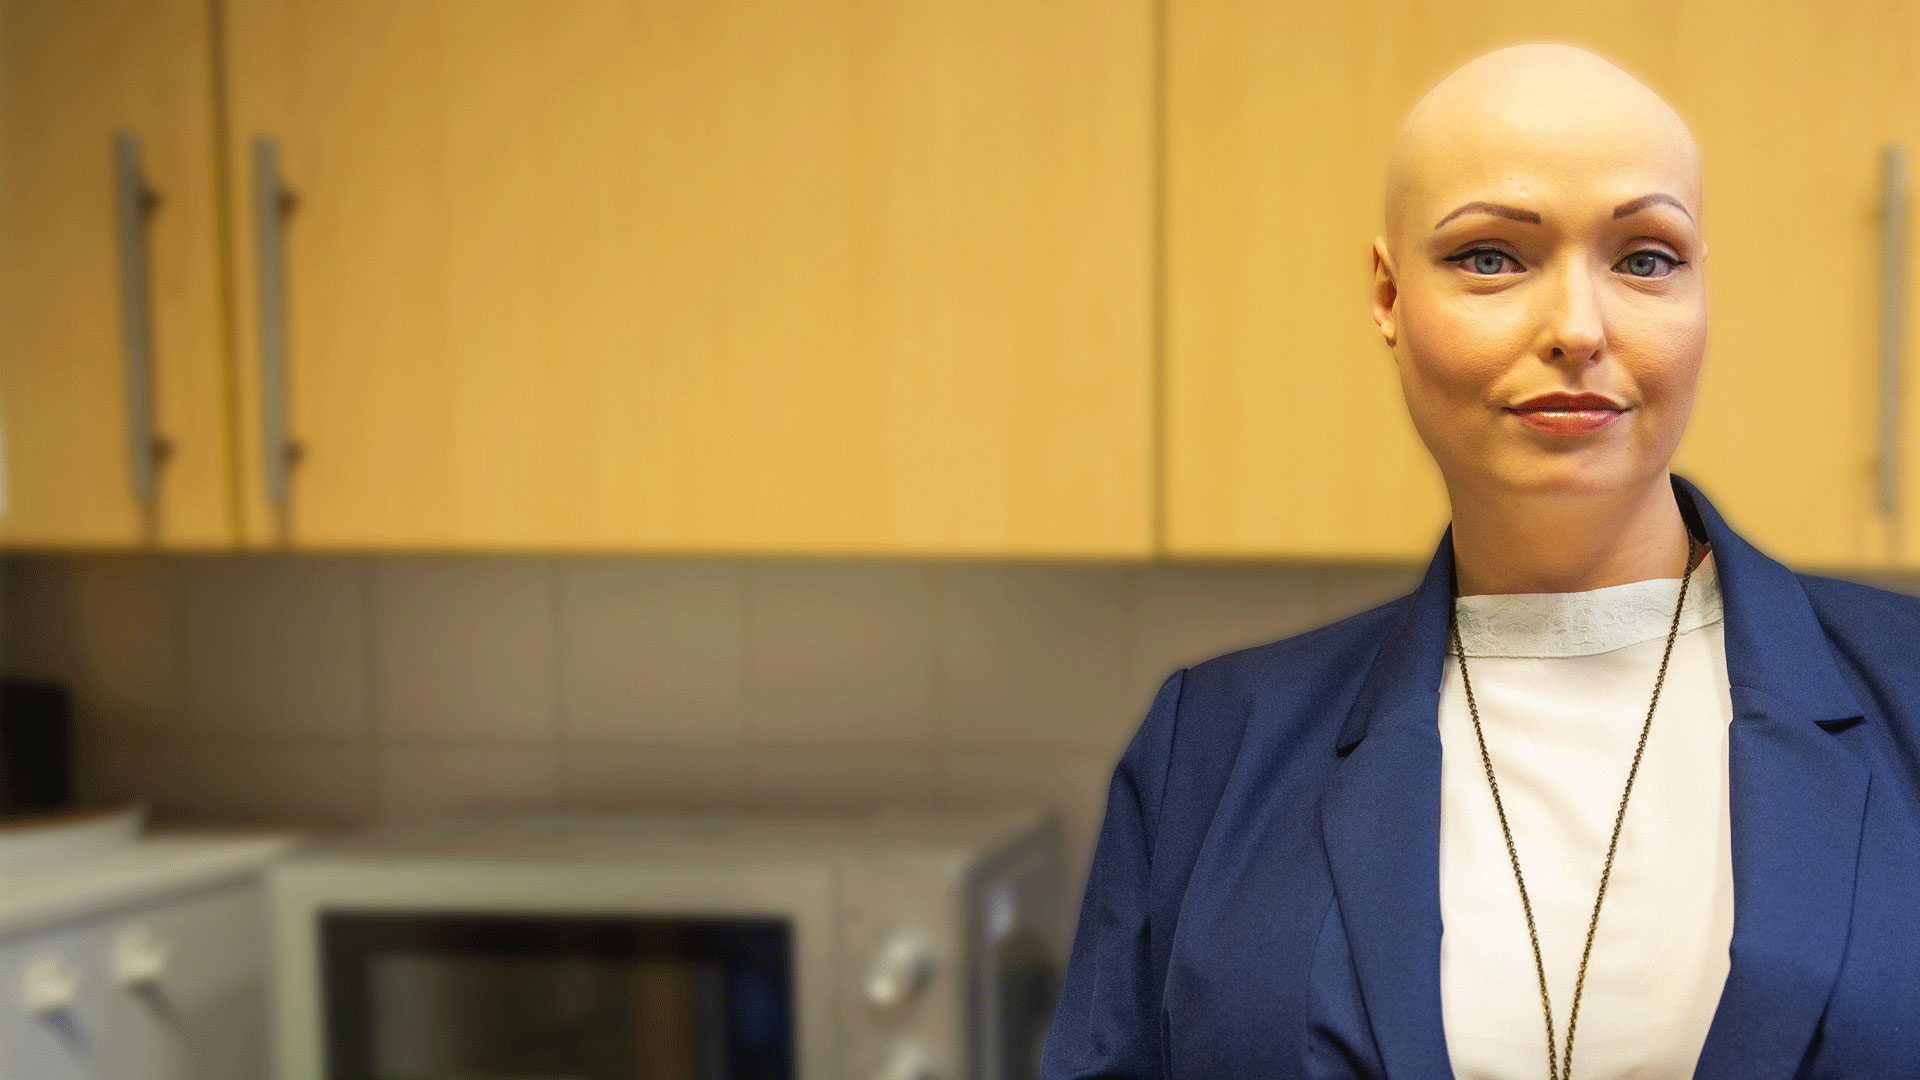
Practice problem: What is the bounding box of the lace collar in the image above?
[1447,548,1725,659]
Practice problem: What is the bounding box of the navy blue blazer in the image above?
[1042,472,1920,1080]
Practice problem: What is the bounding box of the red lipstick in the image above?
[1505,391,1628,436]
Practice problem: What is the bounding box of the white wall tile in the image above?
[1827,569,1920,597]
[746,564,935,743]
[559,741,752,810]
[935,566,1132,752]
[8,552,1431,842]
[86,737,377,827]
[559,562,746,741]
[1128,565,1323,715]
[379,741,560,824]
[184,557,370,740]
[1316,562,1424,624]
[747,744,938,812]
[372,559,557,741]
[3,557,186,740]
[3,558,79,682]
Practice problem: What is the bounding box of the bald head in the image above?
[1382,43,1701,260]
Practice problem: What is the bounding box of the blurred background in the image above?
[7,2,1920,1078]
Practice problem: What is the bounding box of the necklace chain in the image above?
[1447,529,1704,1080]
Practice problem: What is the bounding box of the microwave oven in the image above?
[269,807,1066,1080]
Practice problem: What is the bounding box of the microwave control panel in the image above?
[834,815,1064,1080]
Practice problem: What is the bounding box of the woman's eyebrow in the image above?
[1609,191,1694,222]
[1432,192,1693,230]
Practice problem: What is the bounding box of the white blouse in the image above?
[1438,548,1735,1080]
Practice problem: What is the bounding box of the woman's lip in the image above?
[1505,406,1625,435]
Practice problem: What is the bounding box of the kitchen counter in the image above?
[0,830,303,938]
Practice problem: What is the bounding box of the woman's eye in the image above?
[1449,247,1519,275]
[1617,249,1682,278]
[1445,247,1685,278]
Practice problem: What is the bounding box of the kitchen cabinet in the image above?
[0,923,104,1080]
[0,884,270,1080]
[0,824,289,1080]
[10,0,1917,565]
[1164,0,1919,569]
[1891,30,1920,569]
[0,0,233,548]
[100,884,270,1080]
[218,0,1154,556]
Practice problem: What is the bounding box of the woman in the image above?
[1042,43,1920,1080]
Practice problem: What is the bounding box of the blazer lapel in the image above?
[1319,519,1457,1080]
[1317,472,1868,1080]
[1675,473,1870,1080]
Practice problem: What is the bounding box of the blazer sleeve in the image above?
[1041,667,1187,1080]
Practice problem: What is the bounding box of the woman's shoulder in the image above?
[1794,571,1920,687]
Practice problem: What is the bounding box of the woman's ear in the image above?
[1371,236,1398,347]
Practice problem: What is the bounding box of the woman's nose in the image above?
[1541,260,1606,365]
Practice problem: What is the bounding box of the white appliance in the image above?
[270,807,1066,1080]
[0,807,299,1080]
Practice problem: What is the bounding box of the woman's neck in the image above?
[1447,472,1703,597]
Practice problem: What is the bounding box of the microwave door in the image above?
[320,912,793,1080]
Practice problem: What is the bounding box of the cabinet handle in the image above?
[1879,144,1906,519]
[111,925,169,990]
[114,132,165,502]
[253,135,299,506]
[21,954,79,1016]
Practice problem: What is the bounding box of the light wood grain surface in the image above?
[220,0,1154,556]
[0,0,233,548]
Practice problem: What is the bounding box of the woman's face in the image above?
[1373,107,1708,504]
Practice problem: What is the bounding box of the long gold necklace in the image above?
[1447,528,1705,1080]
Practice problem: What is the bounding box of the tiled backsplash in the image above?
[2,552,1429,911]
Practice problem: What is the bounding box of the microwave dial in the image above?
[875,1041,940,1080]
[864,931,934,1011]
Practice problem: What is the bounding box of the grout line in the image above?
[1309,562,1332,626]
[173,555,197,736]
[359,556,385,823]
[545,555,566,805]
[738,559,760,807]
[0,559,11,675]
[0,558,12,676]
[925,561,946,809]
[550,733,1125,754]
[1119,561,1141,724]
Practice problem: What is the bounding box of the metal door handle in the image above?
[1879,144,1906,519]
[253,135,299,506]
[114,132,165,501]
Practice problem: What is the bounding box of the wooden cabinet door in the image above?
[1166,1,1911,569]
[1663,4,1909,573]
[0,0,231,547]
[1889,6,1920,571]
[219,0,1152,556]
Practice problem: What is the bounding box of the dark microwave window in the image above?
[994,928,1060,1080]
[321,912,792,1080]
